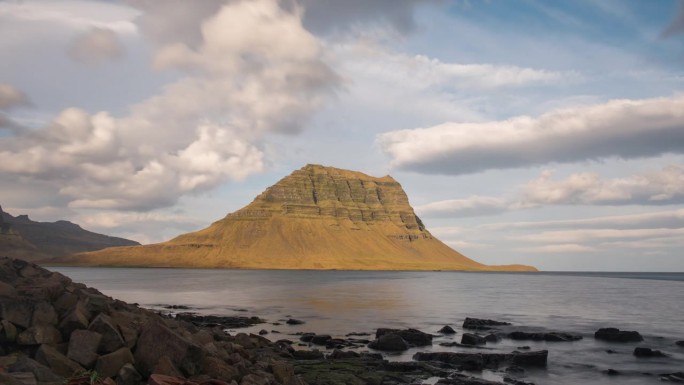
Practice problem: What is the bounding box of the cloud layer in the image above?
[0,0,338,210]
[378,95,684,175]
[67,27,123,64]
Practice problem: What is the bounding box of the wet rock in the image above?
[605,349,617,354]
[484,334,501,343]
[258,329,268,335]
[462,317,511,330]
[413,350,548,370]
[633,347,667,357]
[676,341,684,347]
[436,373,504,384]
[88,313,125,354]
[439,325,456,334]
[176,313,265,329]
[96,347,135,378]
[461,333,487,345]
[115,363,142,385]
[328,349,360,359]
[594,328,643,342]
[292,349,324,360]
[8,356,63,383]
[368,333,410,351]
[375,328,432,346]
[134,320,205,377]
[286,318,305,325]
[660,372,684,382]
[311,334,332,345]
[604,369,620,375]
[299,333,315,343]
[16,324,62,345]
[35,344,84,378]
[67,329,102,368]
[507,331,582,342]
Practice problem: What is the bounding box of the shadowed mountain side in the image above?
[56,165,536,271]
[0,205,139,261]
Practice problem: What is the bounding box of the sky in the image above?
[1,0,683,271]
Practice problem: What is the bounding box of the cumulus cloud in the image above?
[0,83,29,110]
[416,195,508,217]
[67,27,124,64]
[378,95,684,175]
[522,165,684,205]
[0,0,338,210]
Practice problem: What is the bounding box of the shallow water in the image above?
[51,268,684,385]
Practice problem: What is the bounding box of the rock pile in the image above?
[0,257,305,385]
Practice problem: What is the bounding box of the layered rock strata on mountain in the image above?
[60,165,536,271]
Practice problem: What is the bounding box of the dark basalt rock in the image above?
[413,350,548,370]
[175,313,264,328]
[439,325,457,334]
[594,328,643,342]
[463,317,511,330]
[376,327,432,346]
[461,333,487,346]
[676,341,684,347]
[507,331,582,342]
[660,372,684,382]
[292,349,324,360]
[368,333,410,351]
[311,334,332,345]
[633,347,667,357]
[286,318,305,325]
[604,368,620,375]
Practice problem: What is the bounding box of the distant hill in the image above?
[0,205,139,262]
[59,164,536,271]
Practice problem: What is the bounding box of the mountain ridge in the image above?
[56,164,536,271]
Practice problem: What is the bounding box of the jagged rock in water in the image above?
[58,165,536,271]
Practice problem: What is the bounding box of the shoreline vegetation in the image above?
[2,257,683,385]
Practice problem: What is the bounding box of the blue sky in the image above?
[1,0,683,271]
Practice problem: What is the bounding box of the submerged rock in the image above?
[633,347,667,357]
[461,333,487,346]
[507,331,582,342]
[413,350,548,371]
[462,317,511,330]
[594,328,643,342]
[368,333,410,351]
[375,328,433,346]
[439,325,457,334]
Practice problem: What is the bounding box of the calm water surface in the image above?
[50,268,684,385]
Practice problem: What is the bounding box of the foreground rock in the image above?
[507,331,582,342]
[0,258,304,385]
[594,328,643,342]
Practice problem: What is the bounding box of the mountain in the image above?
[0,205,139,261]
[59,165,536,271]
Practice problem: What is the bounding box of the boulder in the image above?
[0,298,34,328]
[461,333,487,346]
[16,324,62,345]
[484,334,501,343]
[368,333,410,351]
[35,344,84,378]
[328,349,360,359]
[438,325,456,334]
[1,319,18,343]
[241,373,270,385]
[299,333,315,343]
[30,301,58,326]
[676,341,684,347]
[201,356,239,382]
[462,317,511,330]
[511,350,548,367]
[151,355,183,378]
[134,320,204,377]
[413,350,548,370]
[0,373,25,385]
[8,356,63,383]
[286,319,305,325]
[0,281,18,297]
[115,363,142,385]
[375,328,432,346]
[310,334,332,345]
[58,307,90,339]
[292,350,324,360]
[88,313,125,354]
[594,328,642,342]
[95,347,135,379]
[633,347,667,357]
[68,329,103,368]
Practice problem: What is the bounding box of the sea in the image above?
[50,267,684,385]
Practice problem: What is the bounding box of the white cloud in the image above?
[416,195,508,217]
[67,27,124,64]
[378,95,684,175]
[522,244,596,254]
[0,0,338,210]
[522,165,684,205]
[514,228,684,243]
[0,83,29,110]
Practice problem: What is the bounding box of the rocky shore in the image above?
[1,257,682,385]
